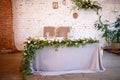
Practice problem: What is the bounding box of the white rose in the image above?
[27,41,30,43]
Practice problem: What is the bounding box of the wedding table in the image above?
[30,43,105,75]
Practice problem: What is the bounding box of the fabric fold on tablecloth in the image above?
[30,43,105,76]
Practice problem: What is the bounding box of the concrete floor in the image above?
[0,51,120,80]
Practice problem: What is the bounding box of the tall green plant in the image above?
[115,17,120,28]
[95,16,120,44]
[112,16,120,43]
[95,16,111,44]
[111,29,120,43]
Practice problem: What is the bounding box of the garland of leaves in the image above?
[21,37,98,79]
[71,0,102,13]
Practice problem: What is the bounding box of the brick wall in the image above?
[0,0,15,52]
[12,0,120,50]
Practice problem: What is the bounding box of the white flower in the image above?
[48,40,51,43]
[34,42,37,44]
[55,39,58,41]
[58,40,62,43]
[83,41,86,44]
[27,41,30,43]
[75,42,78,45]
[24,53,27,55]
[33,37,38,40]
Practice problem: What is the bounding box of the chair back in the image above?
[43,26,55,37]
[56,27,70,38]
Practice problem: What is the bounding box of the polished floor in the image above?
[0,51,120,80]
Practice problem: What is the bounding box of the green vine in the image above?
[71,0,102,13]
[21,37,99,79]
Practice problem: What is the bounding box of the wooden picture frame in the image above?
[73,12,78,19]
[52,2,58,9]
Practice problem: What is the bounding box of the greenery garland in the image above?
[71,0,102,13]
[21,37,99,79]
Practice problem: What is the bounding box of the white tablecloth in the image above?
[31,43,105,75]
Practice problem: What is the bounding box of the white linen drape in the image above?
[31,43,105,75]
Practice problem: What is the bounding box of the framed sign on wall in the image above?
[52,2,58,9]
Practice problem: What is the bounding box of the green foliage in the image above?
[112,16,120,43]
[115,17,120,28]
[71,0,102,13]
[21,37,98,79]
[94,16,111,43]
[111,29,120,43]
[95,16,120,44]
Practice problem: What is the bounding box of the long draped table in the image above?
[30,43,105,75]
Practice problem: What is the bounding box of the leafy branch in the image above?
[71,0,102,13]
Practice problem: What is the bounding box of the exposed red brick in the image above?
[0,0,15,52]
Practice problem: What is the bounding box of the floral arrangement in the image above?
[71,0,102,13]
[21,37,98,79]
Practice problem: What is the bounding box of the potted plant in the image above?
[95,16,120,51]
[110,17,120,51]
